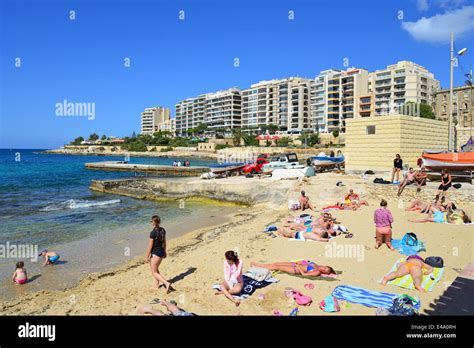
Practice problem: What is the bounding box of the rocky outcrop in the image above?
[90,177,296,207]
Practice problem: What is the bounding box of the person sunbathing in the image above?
[277,227,330,242]
[344,189,369,207]
[413,168,427,193]
[409,210,446,223]
[405,199,429,212]
[250,260,336,277]
[299,190,314,211]
[137,299,194,316]
[215,251,243,307]
[397,167,416,196]
[381,255,433,293]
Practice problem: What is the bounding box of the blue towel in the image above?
[391,239,425,256]
[332,285,421,310]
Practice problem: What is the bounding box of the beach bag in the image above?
[319,295,340,312]
[453,183,462,189]
[374,178,384,184]
[292,291,312,306]
[402,232,418,247]
[425,256,444,268]
[388,295,419,316]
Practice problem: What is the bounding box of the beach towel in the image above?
[331,285,420,310]
[212,275,278,300]
[391,233,426,256]
[385,258,444,292]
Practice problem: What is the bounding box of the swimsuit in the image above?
[15,278,27,284]
[433,211,445,223]
[48,255,60,263]
[295,231,305,240]
[291,260,317,273]
[405,255,425,271]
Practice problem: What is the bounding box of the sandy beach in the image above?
[1,173,473,316]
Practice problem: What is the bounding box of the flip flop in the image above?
[273,310,283,316]
[149,298,160,304]
[345,233,354,238]
[304,283,315,290]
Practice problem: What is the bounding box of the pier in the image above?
[85,161,210,177]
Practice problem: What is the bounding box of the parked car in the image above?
[241,155,269,174]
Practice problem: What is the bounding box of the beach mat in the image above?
[386,258,444,292]
[212,275,278,300]
[332,285,420,309]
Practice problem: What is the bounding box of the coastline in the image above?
[1,174,473,315]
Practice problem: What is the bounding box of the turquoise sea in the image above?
[0,149,232,299]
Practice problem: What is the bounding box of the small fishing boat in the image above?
[421,150,474,171]
[208,162,246,174]
[311,151,345,166]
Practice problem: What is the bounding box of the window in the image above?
[366,125,376,135]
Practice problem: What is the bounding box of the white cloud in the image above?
[402,5,474,44]
[417,0,429,12]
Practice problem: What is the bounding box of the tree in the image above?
[101,134,107,140]
[89,133,99,141]
[420,103,435,119]
[131,131,137,139]
[242,134,259,146]
[231,128,242,146]
[298,131,320,147]
[275,136,292,147]
[70,136,84,145]
[332,130,339,138]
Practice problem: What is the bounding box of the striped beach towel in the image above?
[386,258,444,292]
[331,285,419,309]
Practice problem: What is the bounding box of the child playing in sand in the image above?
[11,261,28,284]
[374,199,395,250]
[381,255,433,293]
[39,249,60,266]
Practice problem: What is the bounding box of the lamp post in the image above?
[449,33,468,151]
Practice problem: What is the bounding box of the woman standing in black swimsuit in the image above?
[146,215,174,293]
[436,169,452,203]
[391,154,403,183]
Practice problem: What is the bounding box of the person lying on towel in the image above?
[250,260,336,278]
[381,255,433,293]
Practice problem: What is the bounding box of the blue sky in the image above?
[1,0,473,149]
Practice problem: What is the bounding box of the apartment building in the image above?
[241,77,312,132]
[317,68,369,133]
[140,107,171,134]
[175,89,241,135]
[204,88,242,130]
[368,61,440,116]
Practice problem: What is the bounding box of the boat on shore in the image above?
[208,162,246,174]
[311,153,345,166]
[421,150,474,171]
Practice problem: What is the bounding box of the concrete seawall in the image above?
[90,177,297,207]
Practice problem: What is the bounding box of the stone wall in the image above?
[345,115,448,173]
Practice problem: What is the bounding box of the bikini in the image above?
[292,260,317,273]
[405,255,425,271]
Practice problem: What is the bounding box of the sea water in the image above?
[0,149,232,300]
